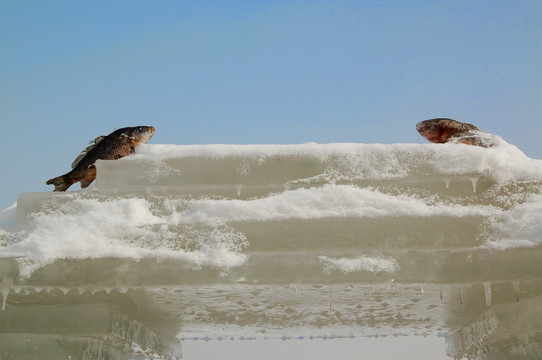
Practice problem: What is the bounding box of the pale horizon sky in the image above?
[1,1,541,209]
[182,336,450,360]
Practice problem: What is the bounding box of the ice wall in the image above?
[7,142,542,283]
[2,142,542,359]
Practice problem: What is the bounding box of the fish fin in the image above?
[71,136,106,169]
[80,180,93,189]
[45,175,72,192]
[71,153,86,169]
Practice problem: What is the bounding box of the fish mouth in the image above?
[418,130,443,143]
[145,126,156,139]
[145,126,156,136]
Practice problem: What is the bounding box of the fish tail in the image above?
[46,174,72,192]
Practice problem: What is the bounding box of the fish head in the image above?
[416,119,450,143]
[126,126,156,144]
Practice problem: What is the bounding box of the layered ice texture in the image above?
[1,139,542,359]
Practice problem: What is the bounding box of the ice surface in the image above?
[484,193,542,249]
[318,255,400,274]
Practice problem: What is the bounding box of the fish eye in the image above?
[137,127,143,132]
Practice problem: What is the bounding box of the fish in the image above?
[46,126,155,191]
[416,118,493,147]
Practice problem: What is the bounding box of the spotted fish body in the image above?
[46,126,155,191]
[416,118,493,147]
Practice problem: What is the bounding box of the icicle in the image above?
[105,288,112,295]
[470,177,479,193]
[236,185,243,197]
[439,287,443,301]
[420,284,424,294]
[513,281,520,302]
[328,285,333,311]
[62,288,70,296]
[444,178,451,189]
[119,288,129,294]
[483,283,492,307]
[459,286,464,305]
[77,288,85,296]
[1,289,9,311]
[385,279,394,290]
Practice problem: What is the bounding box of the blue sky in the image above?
[1,0,541,209]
